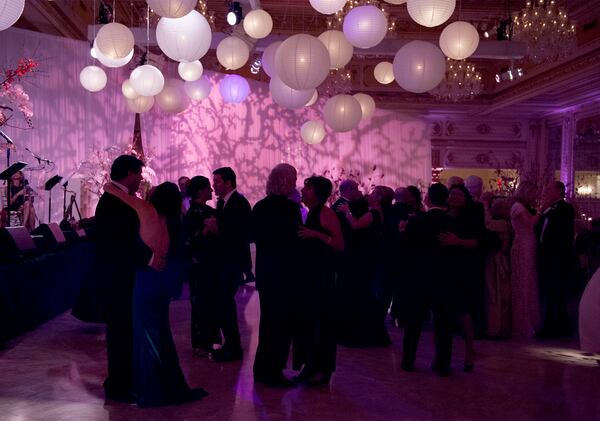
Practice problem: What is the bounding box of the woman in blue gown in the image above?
[104,182,207,407]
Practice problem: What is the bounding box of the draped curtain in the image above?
[1,28,431,221]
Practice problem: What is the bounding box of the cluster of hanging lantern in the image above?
[75,0,485,139]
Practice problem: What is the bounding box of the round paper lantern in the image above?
[184,76,212,100]
[374,61,395,84]
[243,9,273,39]
[79,65,107,92]
[384,0,407,4]
[178,60,203,81]
[393,40,446,93]
[439,21,479,60]
[407,0,456,28]
[146,0,196,18]
[343,5,388,49]
[95,22,134,59]
[93,38,133,68]
[217,36,250,70]
[353,93,376,119]
[126,95,155,113]
[324,94,362,133]
[261,41,282,78]
[0,0,25,31]
[130,64,165,97]
[219,75,250,103]
[301,120,326,145]
[305,90,318,106]
[309,0,346,15]
[318,30,354,70]
[269,75,314,110]
[121,79,139,99]
[156,10,212,62]
[156,78,190,113]
[275,34,330,90]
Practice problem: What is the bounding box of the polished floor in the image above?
[1,284,599,421]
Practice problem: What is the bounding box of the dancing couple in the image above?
[95,155,206,407]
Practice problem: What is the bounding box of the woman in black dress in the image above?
[336,185,392,347]
[294,176,344,386]
[183,176,221,357]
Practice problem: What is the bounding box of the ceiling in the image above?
[12,0,600,118]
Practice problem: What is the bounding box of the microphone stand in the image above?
[0,129,14,226]
[0,129,13,168]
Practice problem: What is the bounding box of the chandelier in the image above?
[326,0,397,32]
[319,68,353,98]
[429,59,483,102]
[512,0,576,64]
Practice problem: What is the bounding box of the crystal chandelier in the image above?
[429,59,484,102]
[326,0,397,32]
[319,68,353,98]
[512,0,576,64]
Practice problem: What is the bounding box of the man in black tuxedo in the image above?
[205,167,251,361]
[95,155,165,403]
[402,183,456,376]
[536,180,575,338]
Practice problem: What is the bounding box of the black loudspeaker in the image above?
[30,222,66,252]
[0,226,37,262]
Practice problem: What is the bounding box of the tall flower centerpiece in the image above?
[0,58,38,128]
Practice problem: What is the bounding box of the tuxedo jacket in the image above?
[94,192,153,309]
[536,199,575,273]
[215,190,252,275]
[405,208,459,294]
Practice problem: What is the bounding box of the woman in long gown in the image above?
[579,267,600,358]
[510,181,541,339]
[337,186,392,348]
[103,182,207,407]
[293,176,344,386]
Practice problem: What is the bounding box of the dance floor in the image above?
[1,284,598,421]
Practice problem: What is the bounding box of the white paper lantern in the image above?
[407,0,456,28]
[178,60,203,81]
[156,10,212,62]
[275,34,330,90]
[243,9,273,39]
[0,0,25,31]
[393,40,446,93]
[324,94,362,133]
[95,23,134,59]
[353,93,376,119]
[301,120,326,145]
[79,65,107,92]
[184,76,212,100]
[269,75,314,110]
[219,75,250,103]
[93,38,133,68]
[261,41,282,78]
[156,78,190,113]
[217,36,250,70]
[121,79,139,99]
[309,0,347,15]
[374,61,395,84]
[318,30,354,70]
[130,64,165,97]
[439,21,479,60]
[384,0,407,4]
[146,0,196,18]
[305,90,318,106]
[343,5,388,49]
[126,95,155,113]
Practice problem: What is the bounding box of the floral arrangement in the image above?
[82,141,157,198]
[0,58,38,128]
[321,165,384,205]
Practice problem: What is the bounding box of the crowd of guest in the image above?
[91,155,598,408]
